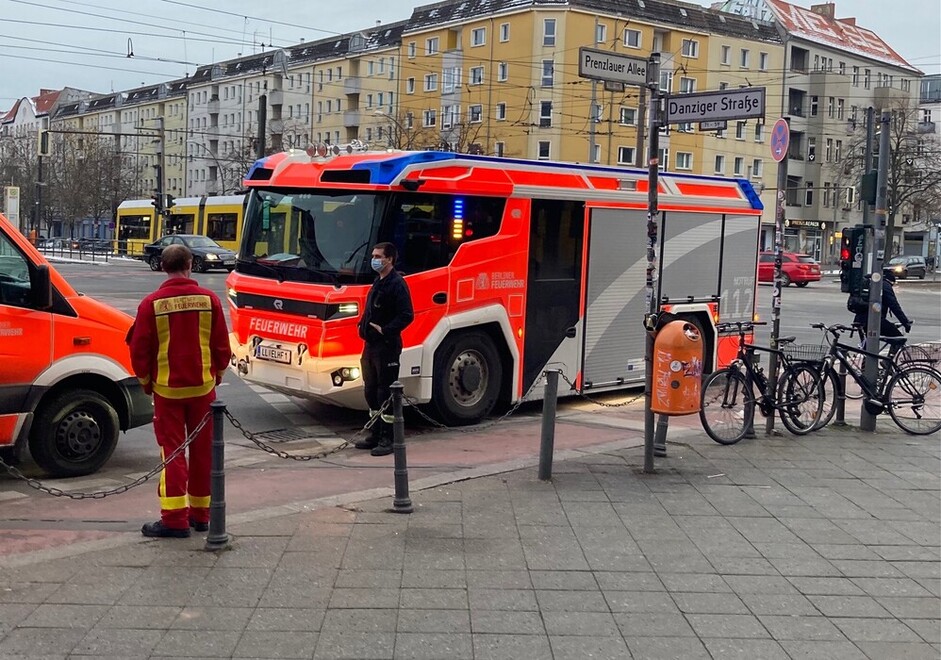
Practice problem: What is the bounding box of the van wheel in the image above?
[149,256,162,271]
[431,331,502,426]
[29,390,119,477]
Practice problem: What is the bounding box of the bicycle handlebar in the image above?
[716,320,767,333]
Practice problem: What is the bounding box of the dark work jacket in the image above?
[853,280,911,327]
[358,269,414,353]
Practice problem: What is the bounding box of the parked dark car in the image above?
[73,238,113,254]
[142,234,236,272]
[886,255,927,280]
[758,251,821,287]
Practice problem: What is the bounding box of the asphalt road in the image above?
[6,256,939,488]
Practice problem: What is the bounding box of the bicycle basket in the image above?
[903,342,941,366]
[781,344,828,364]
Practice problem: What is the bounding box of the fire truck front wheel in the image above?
[28,389,120,478]
[432,331,503,426]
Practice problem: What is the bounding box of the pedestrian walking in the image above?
[128,244,231,538]
[851,269,912,339]
[355,242,414,456]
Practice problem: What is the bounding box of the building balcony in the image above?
[207,98,220,114]
[343,110,361,128]
[268,119,284,135]
[267,89,283,107]
[917,121,936,134]
[343,77,362,95]
[874,85,908,109]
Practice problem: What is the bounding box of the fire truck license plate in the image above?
[256,344,291,364]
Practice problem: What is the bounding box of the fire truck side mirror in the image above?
[30,263,53,311]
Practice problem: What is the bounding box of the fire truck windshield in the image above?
[239,189,383,285]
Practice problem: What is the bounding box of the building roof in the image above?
[721,0,919,73]
[405,0,780,42]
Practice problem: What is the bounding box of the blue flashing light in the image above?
[245,156,271,181]
[453,198,464,219]
[351,151,457,184]
[736,178,764,211]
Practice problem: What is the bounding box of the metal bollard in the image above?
[538,370,560,481]
[834,361,847,426]
[390,382,413,514]
[205,400,230,551]
[653,414,668,457]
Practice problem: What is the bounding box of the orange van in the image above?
[0,213,152,477]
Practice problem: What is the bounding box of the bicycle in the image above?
[842,322,928,401]
[699,321,824,445]
[811,323,941,435]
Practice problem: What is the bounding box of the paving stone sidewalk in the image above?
[0,424,938,659]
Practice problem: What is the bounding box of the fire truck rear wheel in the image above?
[432,332,503,426]
[29,389,120,478]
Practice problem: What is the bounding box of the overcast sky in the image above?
[2,0,938,107]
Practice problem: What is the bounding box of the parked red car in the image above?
[758,251,821,287]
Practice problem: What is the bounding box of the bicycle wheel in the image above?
[843,351,865,399]
[813,365,840,430]
[886,365,941,435]
[777,363,823,435]
[699,368,753,445]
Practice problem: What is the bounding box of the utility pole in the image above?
[635,85,647,169]
[766,118,790,435]
[257,86,267,159]
[155,117,167,234]
[860,110,891,431]
[642,52,661,474]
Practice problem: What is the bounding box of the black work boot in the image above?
[354,431,380,450]
[141,521,190,538]
[370,441,393,457]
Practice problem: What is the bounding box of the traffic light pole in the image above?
[860,110,891,432]
[642,53,661,475]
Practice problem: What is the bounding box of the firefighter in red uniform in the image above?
[128,244,230,538]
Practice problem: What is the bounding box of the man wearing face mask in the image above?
[355,242,414,456]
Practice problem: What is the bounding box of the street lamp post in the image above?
[373,109,410,149]
[186,140,227,194]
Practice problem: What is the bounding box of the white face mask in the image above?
[370,257,384,272]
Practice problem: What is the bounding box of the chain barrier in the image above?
[558,372,645,408]
[223,397,391,461]
[0,411,211,499]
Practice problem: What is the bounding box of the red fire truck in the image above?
[227,148,762,424]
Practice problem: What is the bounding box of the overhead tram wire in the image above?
[158,0,344,37]
[0,52,179,77]
[3,18,251,49]
[0,43,199,68]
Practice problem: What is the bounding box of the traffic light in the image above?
[37,129,50,157]
[164,193,176,211]
[150,192,163,214]
[839,225,866,294]
[860,170,877,205]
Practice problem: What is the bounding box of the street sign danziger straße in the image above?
[666,87,766,124]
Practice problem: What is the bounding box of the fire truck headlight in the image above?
[227,287,238,305]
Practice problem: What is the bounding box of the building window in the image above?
[619,107,637,125]
[679,77,695,94]
[805,181,814,206]
[720,45,730,65]
[617,146,635,165]
[808,137,816,161]
[838,61,845,75]
[825,138,833,162]
[541,60,554,87]
[624,28,641,48]
[810,96,818,117]
[539,101,552,127]
[470,66,484,85]
[828,97,835,118]
[424,73,438,91]
[681,39,699,58]
[596,23,606,44]
[538,140,550,160]
[442,105,458,129]
[864,69,871,88]
[499,23,510,42]
[406,78,415,94]
[426,37,439,55]
[835,140,842,162]
[837,98,844,119]
[752,159,762,178]
[408,42,416,58]
[740,48,750,68]
[676,152,693,170]
[733,156,744,176]
[759,52,769,71]
[852,66,859,85]
[366,94,374,108]
[823,182,831,207]
[657,147,669,171]
[471,27,486,47]
[543,19,556,47]
[754,123,763,142]
[496,102,507,120]
[495,141,505,157]
[714,154,725,173]
[467,105,482,123]
[497,62,508,81]
[423,109,436,127]
[735,121,746,140]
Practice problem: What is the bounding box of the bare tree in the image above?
[0,132,38,232]
[841,102,941,255]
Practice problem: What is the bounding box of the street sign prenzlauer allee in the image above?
[666,87,765,124]
[578,47,648,86]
